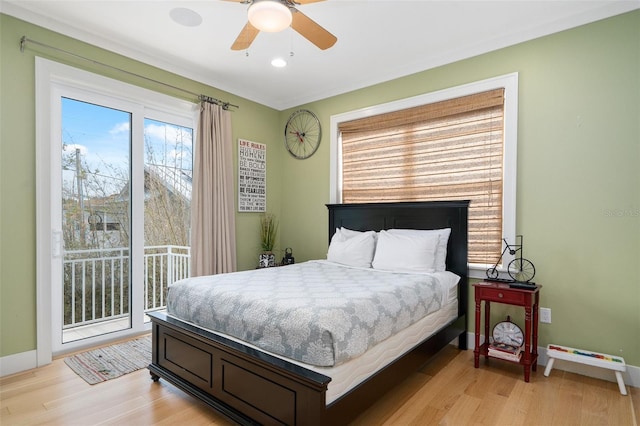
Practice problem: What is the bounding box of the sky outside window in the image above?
[61,97,193,199]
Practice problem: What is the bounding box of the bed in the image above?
[148,201,469,425]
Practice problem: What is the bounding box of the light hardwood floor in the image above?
[2,341,637,425]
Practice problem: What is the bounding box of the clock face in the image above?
[492,320,524,347]
[284,109,321,159]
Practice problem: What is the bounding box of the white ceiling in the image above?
[2,0,638,110]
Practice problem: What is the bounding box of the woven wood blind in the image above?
[339,88,505,264]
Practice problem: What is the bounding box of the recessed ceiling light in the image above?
[271,58,287,68]
[170,8,203,27]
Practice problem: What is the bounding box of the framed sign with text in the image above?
[238,139,266,212]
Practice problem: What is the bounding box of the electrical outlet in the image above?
[540,307,551,324]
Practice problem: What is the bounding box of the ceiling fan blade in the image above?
[290,8,337,50]
[231,22,260,50]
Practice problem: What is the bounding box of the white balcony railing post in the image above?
[167,245,174,287]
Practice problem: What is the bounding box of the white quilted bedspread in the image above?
[167,260,445,366]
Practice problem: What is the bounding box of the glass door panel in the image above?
[143,119,193,317]
[61,97,132,343]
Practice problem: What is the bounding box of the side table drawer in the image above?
[477,287,525,304]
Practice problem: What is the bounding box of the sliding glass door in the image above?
[38,59,196,356]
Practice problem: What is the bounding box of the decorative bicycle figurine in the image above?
[486,235,536,282]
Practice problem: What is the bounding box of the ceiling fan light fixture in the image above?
[248,0,292,33]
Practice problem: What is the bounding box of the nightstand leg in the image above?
[532,292,540,371]
[524,305,532,382]
[474,299,481,368]
[484,301,491,360]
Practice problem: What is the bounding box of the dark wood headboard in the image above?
[326,201,469,316]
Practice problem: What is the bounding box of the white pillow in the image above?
[339,227,371,239]
[327,228,377,268]
[372,230,440,273]
[387,228,451,272]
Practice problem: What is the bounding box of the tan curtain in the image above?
[191,102,236,276]
[340,88,504,265]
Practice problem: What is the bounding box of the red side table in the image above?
[473,281,541,382]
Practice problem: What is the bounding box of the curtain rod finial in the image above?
[20,36,27,53]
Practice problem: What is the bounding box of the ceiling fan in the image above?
[224,0,337,51]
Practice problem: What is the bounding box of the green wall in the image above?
[1,11,639,368]
[278,11,640,365]
[0,14,282,357]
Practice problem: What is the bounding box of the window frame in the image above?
[329,73,519,278]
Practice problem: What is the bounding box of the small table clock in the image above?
[492,316,524,347]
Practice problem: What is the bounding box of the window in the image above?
[330,73,518,277]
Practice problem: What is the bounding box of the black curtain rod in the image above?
[20,36,239,110]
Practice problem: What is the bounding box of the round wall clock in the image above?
[492,316,524,347]
[284,109,321,159]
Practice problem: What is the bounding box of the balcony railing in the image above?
[63,245,190,329]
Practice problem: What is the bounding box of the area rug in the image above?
[64,335,152,384]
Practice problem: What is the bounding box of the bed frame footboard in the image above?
[148,311,330,426]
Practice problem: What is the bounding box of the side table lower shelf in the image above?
[476,342,539,368]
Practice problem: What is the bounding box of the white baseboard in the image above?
[465,333,640,389]
[3,334,640,389]
[0,350,38,377]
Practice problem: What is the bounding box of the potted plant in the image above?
[259,213,278,267]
